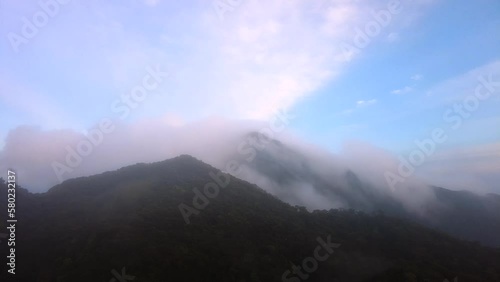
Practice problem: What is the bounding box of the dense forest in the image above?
[1,155,499,281]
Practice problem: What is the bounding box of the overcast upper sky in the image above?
[0,0,499,192]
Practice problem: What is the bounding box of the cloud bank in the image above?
[1,118,497,203]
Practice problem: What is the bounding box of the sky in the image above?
[0,0,499,193]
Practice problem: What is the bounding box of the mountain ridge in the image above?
[1,155,499,281]
[228,134,500,247]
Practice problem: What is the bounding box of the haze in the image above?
[0,0,499,197]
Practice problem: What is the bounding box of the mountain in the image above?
[227,132,500,247]
[1,155,499,282]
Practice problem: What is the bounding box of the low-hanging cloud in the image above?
[3,117,497,218]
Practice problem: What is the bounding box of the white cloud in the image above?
[195,0,363,119]
[411,74,423,81]
[390,75,421,95]
[338,99,377,115]
[14,0,436,124]
[391,86,413,94]
[356,99,377,107]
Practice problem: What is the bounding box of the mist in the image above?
[2,116,498,222]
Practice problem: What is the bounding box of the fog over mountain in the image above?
[5,122,500,250]
[1,117,498,212]
[0,118,437,196]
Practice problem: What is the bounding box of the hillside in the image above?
[0,155,499,282]
[231,133,500,247]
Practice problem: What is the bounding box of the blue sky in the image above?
[293,0,500,152]
[0,0,499,192]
